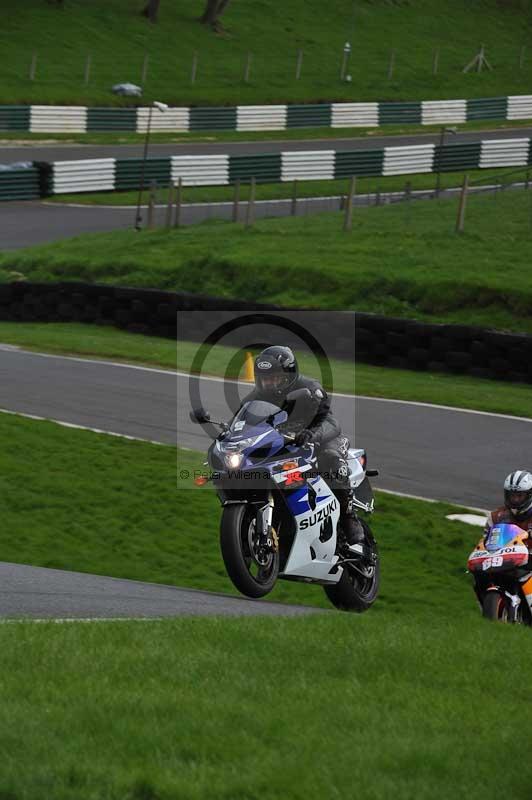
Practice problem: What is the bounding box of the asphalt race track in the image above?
[0,188,462,249]
[0,347,528,510]
[0,562,323,619]
[1,126,530,618]
[2,127,532,248]
[0,345,529,618]
[2,126,531,163]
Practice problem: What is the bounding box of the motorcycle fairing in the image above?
[468,523,530,573]
[468,544,529,573]
[280,476,342,583]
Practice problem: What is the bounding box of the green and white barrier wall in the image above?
[38,137,532,195]
[0,95,532,133]
[3,136,531,200]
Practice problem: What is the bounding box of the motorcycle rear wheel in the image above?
[324,521,380,613]
[220,504,279,599]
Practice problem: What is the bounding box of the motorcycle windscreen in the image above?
[231,401,286,430]
[485,523,524,553]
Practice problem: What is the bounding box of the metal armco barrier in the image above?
[30,136,532,196]
[0,282,530,384]
[0,167,40,200]
[1,95,532,133]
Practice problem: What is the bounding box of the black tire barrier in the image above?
[0,281,530,384]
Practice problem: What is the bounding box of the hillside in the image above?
[2,0,532,105]
[2,188,532,335]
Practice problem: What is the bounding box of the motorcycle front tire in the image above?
[220,503,279,599]
[482,591,509,622]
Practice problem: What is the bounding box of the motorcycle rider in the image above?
[238,345,365,551]
[485,471,532,539]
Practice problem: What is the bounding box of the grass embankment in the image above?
[2,615,531,800]
[3,189,532,334]
[0,412,478,613]
[2,413,531,798]
[48,166,532,206]
[0,323,530,418]
[2,0,532,105]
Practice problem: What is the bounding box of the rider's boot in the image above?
[339,489,365,553]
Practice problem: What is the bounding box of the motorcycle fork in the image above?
[255,494,278,551]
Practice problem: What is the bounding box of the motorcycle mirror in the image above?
[189,408,211,424]
[286,387,312,403]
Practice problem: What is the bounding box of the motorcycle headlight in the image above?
[224,452,243,469]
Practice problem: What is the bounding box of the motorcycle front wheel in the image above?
[324,522,380,612]
[482,591,510,622]
[220,503,279,599]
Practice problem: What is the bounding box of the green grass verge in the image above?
[0,412,481,614]
[1,413,527,799]
[3,188,532,335]
[3,118,532,146]
[1,615,531,800]
[2,0,532,105]
[1,413,526,798]
[0,322,530,418]
[47,166,532,206]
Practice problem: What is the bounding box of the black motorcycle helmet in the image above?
[254,346,299,398]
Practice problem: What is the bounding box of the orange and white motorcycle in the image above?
[468,523,532,624]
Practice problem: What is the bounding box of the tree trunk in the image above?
[142,0,160,23]
[200,0,231,30]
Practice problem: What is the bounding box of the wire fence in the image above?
[3,42,532,99]
[136,166,532,237]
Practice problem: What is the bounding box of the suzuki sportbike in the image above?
[190,388,380,612]
[468,523,532,624]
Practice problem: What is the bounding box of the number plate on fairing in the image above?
[468,545,529,573]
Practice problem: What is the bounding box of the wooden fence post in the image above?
[245,177,256,228]
[244,52,252,83]
[174,178,183,228]
[291,179,298,216]
[165,183,174,228]
[147,180,156,230]
[141,53,149,86]
[432,47,440,75]
[456,174,469,233]
[191,52,198,85]
[296,49,303,80]
[232,179,240,223]
[29,52,37,81]
[387,49,396,80]
[343,176,356,232]
[84,54,92,86]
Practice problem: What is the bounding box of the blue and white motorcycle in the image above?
[190,388,380,612]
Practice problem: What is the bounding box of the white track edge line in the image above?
[0,407,172,447]
[0,407,487,511]
[4,347,528,424]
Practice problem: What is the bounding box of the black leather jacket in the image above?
[239,375,341,446]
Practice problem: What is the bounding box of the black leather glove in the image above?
[295,429,314,447]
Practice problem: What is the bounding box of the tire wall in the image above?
[0,281,530,384]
